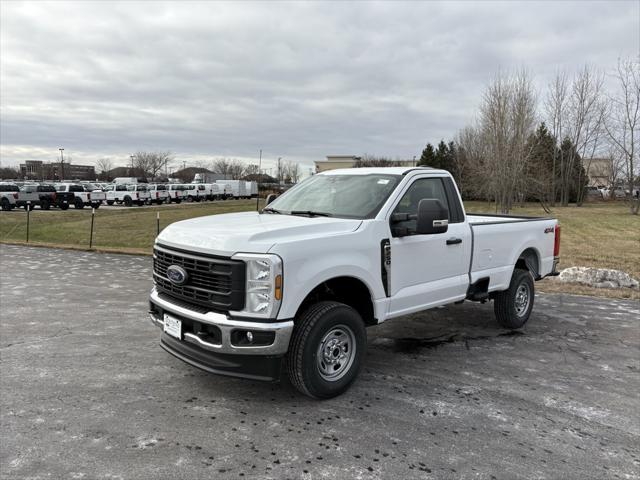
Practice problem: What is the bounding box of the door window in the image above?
[392,178,449,235]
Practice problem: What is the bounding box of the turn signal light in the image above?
[274,274,282,301]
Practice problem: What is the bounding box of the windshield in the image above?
[267,174,401,219]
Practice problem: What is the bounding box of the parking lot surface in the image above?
[1,244,638,479]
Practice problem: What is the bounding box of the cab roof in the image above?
[320,166,450,176]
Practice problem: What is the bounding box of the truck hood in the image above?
[156,211,362,257]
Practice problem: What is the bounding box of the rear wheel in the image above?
[494,268,534,329]
[59,203,69,210]
[1,198,12,211]
[124,196,133,207]
[106,200,114,206]
[91,202,100,209]
[40,199,50,210]
[74,198,84,209]
[286,301,366,399]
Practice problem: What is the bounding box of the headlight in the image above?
[231,253,283,319]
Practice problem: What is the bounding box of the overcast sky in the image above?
[1,1,638,174]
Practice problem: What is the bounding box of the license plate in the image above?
[163,314,182,339]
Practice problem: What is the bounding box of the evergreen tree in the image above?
[433,140,449,170]
[526,123,557,202]
[418,143,436,167]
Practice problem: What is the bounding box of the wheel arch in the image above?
[515,247,541,279]
[292,275,377,327]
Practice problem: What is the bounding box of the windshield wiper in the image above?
[290,210,332,217]
[262,207,281,214]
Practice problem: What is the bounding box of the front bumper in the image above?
[148,287,294,356]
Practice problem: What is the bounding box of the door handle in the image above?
[446,238,462,245]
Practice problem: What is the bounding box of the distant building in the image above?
[314,155,415,173]
[587,158,613,188]
[19,160,95,181]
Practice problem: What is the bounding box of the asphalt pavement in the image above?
[1,244,638,479]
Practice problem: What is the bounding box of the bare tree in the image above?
[134,151,173,180]
[605,58,640,214]
[454,125,488,201]
[564,66,607,206]
[478,69,537,213]
[285,161,301,183]
[544,71,569,205]
[96,158,113,180]
[244,164,260,177]
[353,155,396,168]
[211,158,231,177]
[228,159,245,180]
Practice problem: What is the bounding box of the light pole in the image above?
[59,148,65,180]
[256,149,262,211]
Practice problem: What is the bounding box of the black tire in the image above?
[106,200,114,206]
[74,198,84,209]
[124,196,133,207]
[175,199,182,204]
[59,203,69,210]
[286,301,366,399]
[40,199,50,210]
[186,195,194,203]
[91,203,100,209]
[494,268,535,329]
[1,198,11,211]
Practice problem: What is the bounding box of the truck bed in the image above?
[467,213,557,292]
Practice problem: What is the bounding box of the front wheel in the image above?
[74,199,84,209]
[493,268,534,329]
[286,301,366,399]
[40,199,50,210]
[1,198,12,211]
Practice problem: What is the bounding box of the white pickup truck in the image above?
[148,167,560,398]
[55,183,106,209]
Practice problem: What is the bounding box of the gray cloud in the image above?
[1,1,637,172]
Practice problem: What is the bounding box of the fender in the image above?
[277,258,385,320]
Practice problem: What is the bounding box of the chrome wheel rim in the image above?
[514,283,530,317]
[316,325,356,382]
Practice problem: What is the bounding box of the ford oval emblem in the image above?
[166,265,188,285]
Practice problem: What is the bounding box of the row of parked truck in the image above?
[0,180,258,211]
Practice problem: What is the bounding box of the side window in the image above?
[392,178,449,235]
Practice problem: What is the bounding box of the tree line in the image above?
[416,59,639,214]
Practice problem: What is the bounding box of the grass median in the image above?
[1,199,638,299]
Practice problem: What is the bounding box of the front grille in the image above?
[153,245,245,312]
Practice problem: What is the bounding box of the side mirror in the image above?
[265,193,278,205]
[416,199,449,234]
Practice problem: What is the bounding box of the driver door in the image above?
[387,176,470,317]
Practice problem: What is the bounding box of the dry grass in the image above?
[1,199,638,299]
